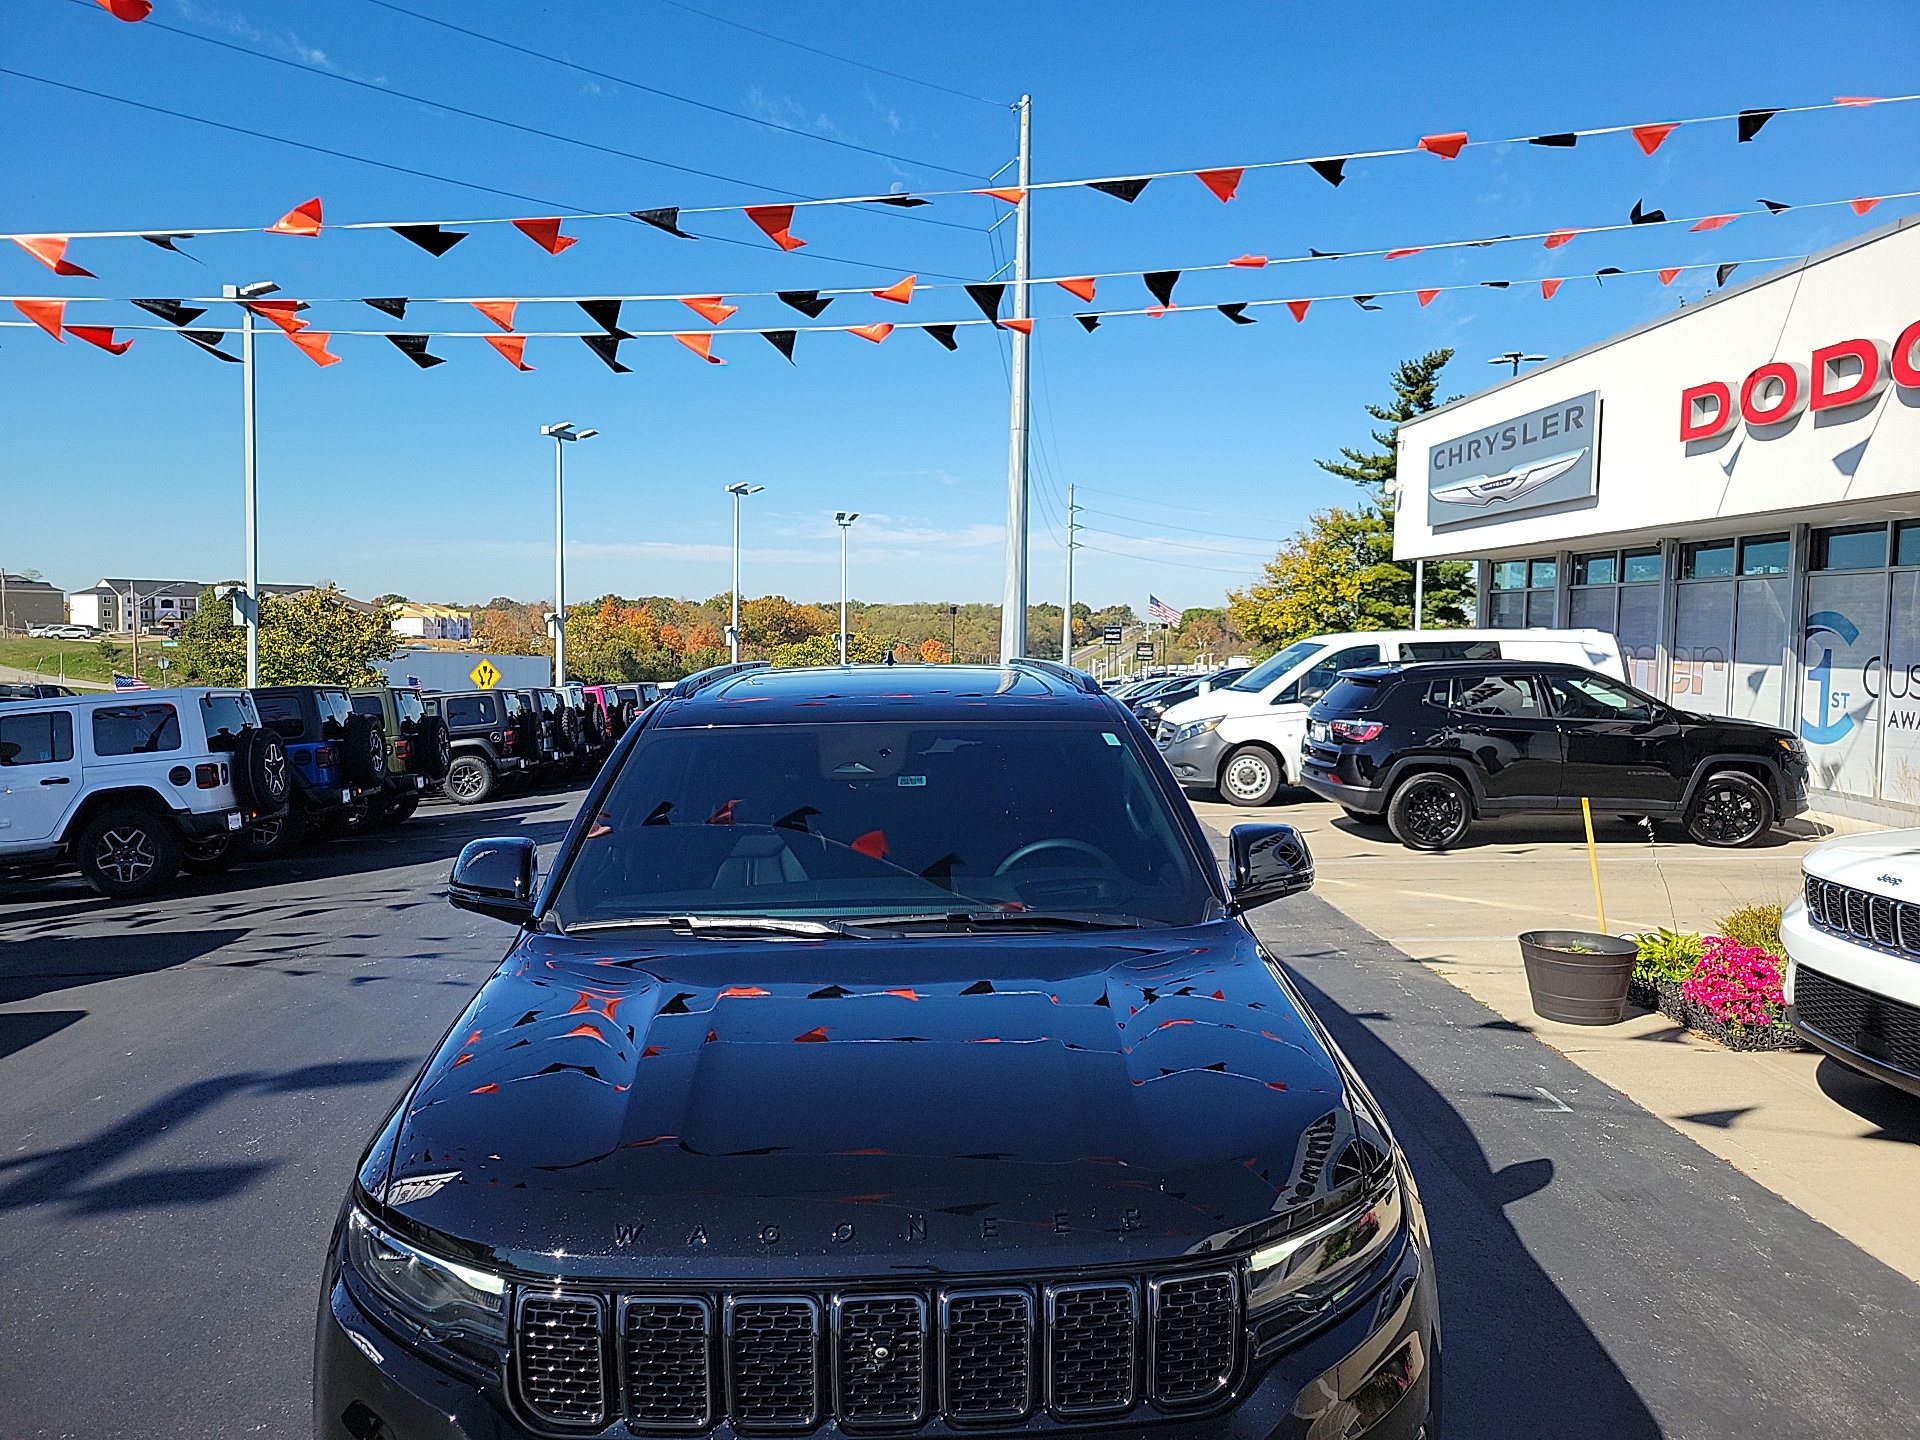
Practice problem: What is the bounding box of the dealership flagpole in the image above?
[998,95,1033,663]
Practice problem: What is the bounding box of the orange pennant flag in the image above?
[511,217,579,254]
[96,0,154,18]
[1418,131,1468,159]
[1690,214,1737,231]
[871,275,915,304]
[288,330,342,367]
[472,300,518,331]
[13,236,95,276]
[1544,229,1577,249]
[485,334,534,371]
[999,317,1033,335]
[1384,247,1423,260]
[744,204,805,250]
[1056,277,1096,302]
[14,299,65,340]
[849,323,894,343]
[674,332,725,364]
[681,296,738,324]
[1417,289,1441,306]
[1659,267,1682,285]
[1834,96,1883,106]
[1195,167,1243,202]
[974,187,1025,204]
[1541,278,1564,299]
[247,299,308,334]
[1229,254,1268,268]
[266,197,323,237]
[1630,123,1677,155]
[66,325,133,354]
[1850,196,1883,215]
[1145,305,1175,319]
[1286,300,1311,323]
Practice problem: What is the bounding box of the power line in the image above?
[1078,524,1273,558]
[1073,483,1298,526]
[1074,540,1258,576]
[1081,505,1287,543]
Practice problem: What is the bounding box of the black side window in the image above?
[92,704,182,755]
[256,694,307,740]
[1402,640,1500,662]
[1297,644,1384,704]
[1544,673,1655,722]
[0,710,74,766]
[446,696,493,727]
[350,694,385,718]
[1425,679,1455,708]
[1453,675,1545,718]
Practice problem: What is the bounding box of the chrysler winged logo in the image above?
[1431,449,1587,507]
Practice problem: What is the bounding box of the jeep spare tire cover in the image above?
[415,714,453,780]
[232,728,292,812]
[342,713,389,786]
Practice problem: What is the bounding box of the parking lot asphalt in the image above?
[1,785,1916,1437]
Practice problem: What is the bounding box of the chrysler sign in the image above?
[1427,392,1597,523]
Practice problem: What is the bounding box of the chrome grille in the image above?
[942,1289,1034,1421]
[727,1298,821,1430]
[517,1295,606,1428]
[1046,1283,1136,1415]
[1150,1272,1239,1405]
[1794,965,1920,1080]
[621,1298,712,1429]
[1804,874,1920,958]
[835,1295,926,1428]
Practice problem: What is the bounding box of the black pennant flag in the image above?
[1144,271,1179,307]
[1737,109,1778,143]
[387,334,445,369]
[1717,263,1740,287]
[1309,248,1344,259]
[582,333,631,373]
[924,324,958,351]
[1467,236,1509,248]
[363,297,409,319]
[1218,303,1255,325]
[763,329,798,363]
[1529,132,1578,147]
[1630,199,1667,225]
[1075,313,1101,332]
[1353,295,1382,311]
[1596,267,1624,280]
[140,233,197,254]
[391,224,468,256]
[134,298,206,326]
[868,194,929,207]
[1481,280,1511,289]
[1089,178,1151,203]
[632,207,696,239]
[1758,197,1792,214]
[577,299,626,334]
[778,290,833,318]
[1308,158,1346,187]
[965,283,1006,322]
[180,330,241,362]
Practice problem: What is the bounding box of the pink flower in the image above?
[1681,938,1784,1028]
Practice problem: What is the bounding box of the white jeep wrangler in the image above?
[0,688,291,898]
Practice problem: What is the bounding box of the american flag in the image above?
[1147,595,1181,626]
[113,673,150,691]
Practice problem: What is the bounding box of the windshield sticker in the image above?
[897,775,926,786]
[1102,732,1123,746]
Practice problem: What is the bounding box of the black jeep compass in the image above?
[315,661,1438,1440]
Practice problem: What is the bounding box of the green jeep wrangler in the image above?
[347,685,451,826]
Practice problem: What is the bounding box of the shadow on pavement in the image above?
[0,928,248,1005]
[1816,1057,1920,1143]
[0,1008,85,1061]
[1322,810,1799,851]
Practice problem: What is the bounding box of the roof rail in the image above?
[669,659,771,700]
[1007,657,1103,695]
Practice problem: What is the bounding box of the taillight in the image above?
[395,740,409,759]
[314,745,337,768]
[504,727,516,746]
[194,763,222,788]
[1329,720,1385,744]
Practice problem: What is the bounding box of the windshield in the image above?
[551,720,1215,928]
[1228,641,1325,693]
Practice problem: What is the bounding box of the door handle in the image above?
[41,776,72,785]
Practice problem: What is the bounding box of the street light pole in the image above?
[997,94,1033,663]
[224,279,277,688]
[836,512,859,665]
[726,483,763,662]
[541,422,599,685]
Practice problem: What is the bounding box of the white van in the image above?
[1155,628,1625,806]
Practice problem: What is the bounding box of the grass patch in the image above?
[0,635,169,688]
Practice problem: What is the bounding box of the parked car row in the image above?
[426,681,660,805]
[24,623,98,640]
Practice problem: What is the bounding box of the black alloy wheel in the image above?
[240,806,305,860]
[444,754,496,805]
[75,808,182,898]
[375,794,420,827]
[231,728,291,812]
[1219,746,1283,807]
[1387,772,1473,851]
[1684,770,1775,847]
[181,832,243,875]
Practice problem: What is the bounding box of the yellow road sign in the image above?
[469,659,501,689]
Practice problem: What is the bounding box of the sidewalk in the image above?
[1192,793,1920,1283]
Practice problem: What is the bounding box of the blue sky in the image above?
[4,0,1917,612]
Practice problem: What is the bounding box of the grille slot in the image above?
[942,1289,1034,1421]
[1150,1271,1239,1406]
[1046,1283,1136,1416]
[1870,895,1900,947]
[1795,966,1920,1081]
[1846,887,1871,937]
[516,1294,607,1428]
[621,1297,713,1429]
[834,1295,927,1428]
[1805,875,1920,956]
[727,1297,821,1430]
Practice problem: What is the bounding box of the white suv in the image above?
[0,688,291,898]
[1784,828,1920,1096]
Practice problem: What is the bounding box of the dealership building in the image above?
[1396,214,1920,824]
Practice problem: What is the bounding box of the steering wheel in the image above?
[994,838,1119,876]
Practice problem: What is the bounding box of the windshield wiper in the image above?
[847,910,1148,932]
[568,914,846,937]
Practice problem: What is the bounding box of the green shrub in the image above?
[1634,928,1704,983]
[1717,903,1784,959]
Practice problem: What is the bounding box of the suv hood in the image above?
[1803,828,1920,888]
[1159,687,1271,729]
[371,924,1357,1282]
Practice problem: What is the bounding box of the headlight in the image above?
[1246,1169,1403,1327]
[1172,716,1223,745]
[346,1207,507,1343]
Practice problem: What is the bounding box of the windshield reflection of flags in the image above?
[113,673,150,690]
[1148,595,1181,626]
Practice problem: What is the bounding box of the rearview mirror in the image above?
[448,836,538,925]
[1228,824,1314,912]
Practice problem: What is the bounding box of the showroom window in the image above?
[1570,546,1661,690]
[1811,523,1889,571]
[1897,520,1920,568]
[1489,557,1559,628]
[1739,534,1790,575]
[1682,539,1736,579]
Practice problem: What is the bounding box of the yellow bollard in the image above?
[1581,796,1606,934]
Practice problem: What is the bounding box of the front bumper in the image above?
[1161,726,1232,789]
[1783,897,1920,1095]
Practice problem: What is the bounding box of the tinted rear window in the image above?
[256,692,308,739]
[1400,639,1500,662]
[350,694,385,717]
[1318,678,1390,714]
[200,693,252,749]
[93,704,181,755]
[445,695,495,727]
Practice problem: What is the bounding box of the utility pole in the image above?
[997,94,1033,663]
[1062,482,1079,664]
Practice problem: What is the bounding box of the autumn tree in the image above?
[176,585,398,685]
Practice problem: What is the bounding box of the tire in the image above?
[341,714,388,787]
[1684,770,1775,847]
[239,805,304,860]
[376,794,420,828]
[181,832,242,875]
[230,728,292,812]
[444,754,496,805]
[1386,772,1474,851]
[1342,806,1388,827]
[1219,746,1283,807]
[75,807,182,898]
[308,807,356,844]
[413,714,452,780]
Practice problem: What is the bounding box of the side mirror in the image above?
[1228,824,1314,912]
[449,836,538,925]
[1197,680,1213,695]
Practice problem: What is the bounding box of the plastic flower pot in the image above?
[1518,930,1640,1026]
